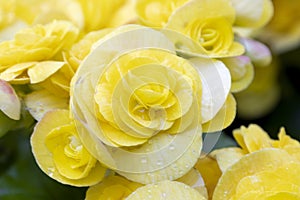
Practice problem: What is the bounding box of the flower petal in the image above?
[189,58,231,123]
[231,0,274,28]
[28,61,65,84]
[25,89,69,121]
[213,148,297,200]
[202,93,236,132]
[126,180,207,200]
[0,80,21,120]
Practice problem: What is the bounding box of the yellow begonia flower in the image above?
[233,124,273,153]
[85,175,142,200]
[71,25,232,184]
[213,148,300,200]
[0,79,20,120]
[0,20,79,68]
[30,109,106,186]
[165,0,244,57]
[125,180,207,200]
[212,124,300,173]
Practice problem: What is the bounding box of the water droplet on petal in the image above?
[169,145,175,151]
[141,157,148,164]
[157,160,163,166]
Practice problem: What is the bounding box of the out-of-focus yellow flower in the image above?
[0,20,79,68]
[0,0,28,42]
[213,148,300,200]
[31,109,106,186]
[230,0,274,29]
[0,0,16,30]
[235,59,280,119]
[13,0,84,28]
[126,180,207,200]
[258,0,300,53]
[136,0,188,27]
[85,175,142,200]
[71,25,232,184]
[77,0,135,32]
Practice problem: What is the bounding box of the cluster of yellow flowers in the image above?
[1,0,298,199]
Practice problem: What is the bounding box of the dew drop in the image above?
[199,38,205,43]
[162,192,167,198]
[169,145,175,151]
[47,167,55,177]
[141,157,148,164]
[185,164,189,168]
[156,160,163,166]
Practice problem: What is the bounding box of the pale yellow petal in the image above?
[202,93,236,132]
[28,61,65,84]
[232,0,274,28]
[25,90,69,121]
[125,180,207,200]
[189,57,231,122]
